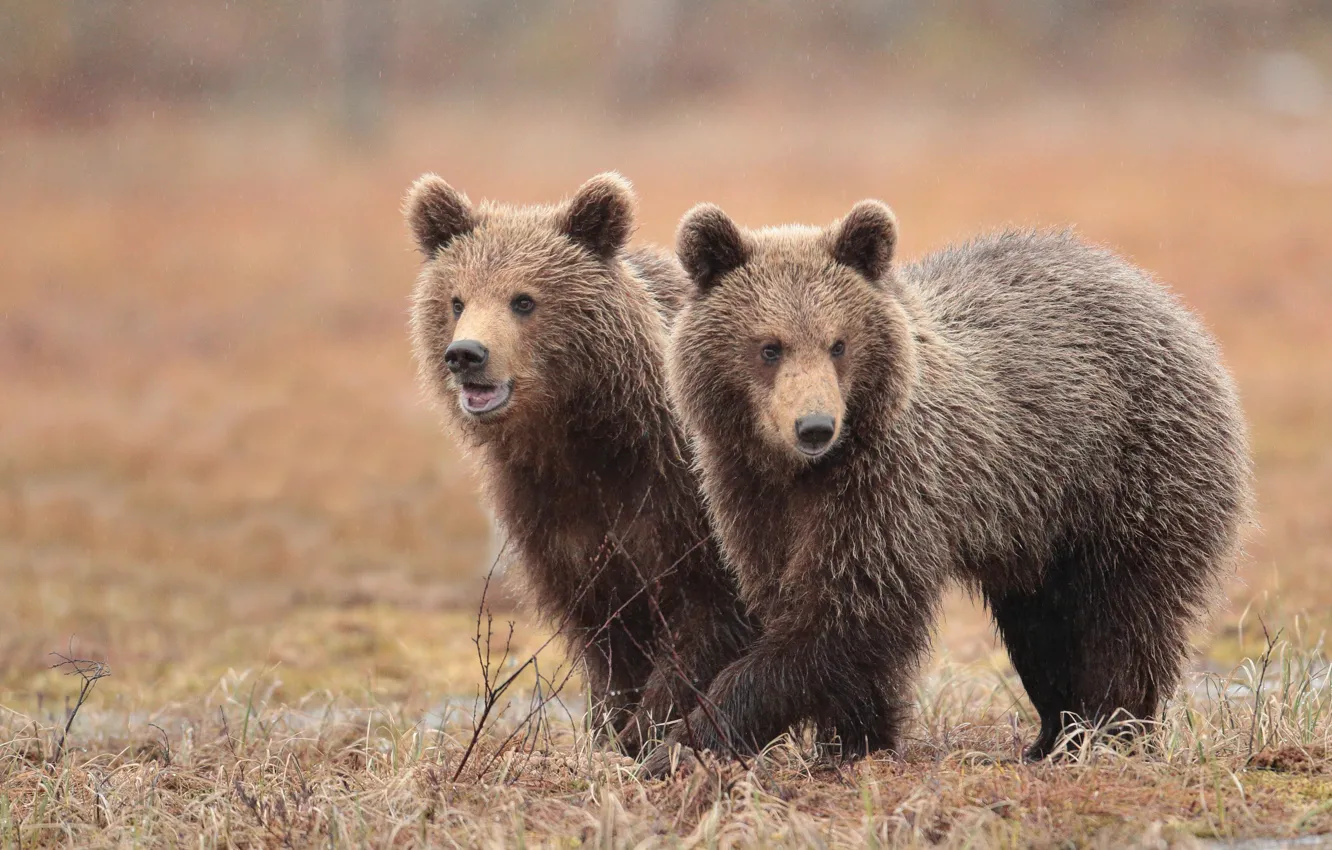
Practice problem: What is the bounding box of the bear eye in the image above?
[830,340,846,358]
[759,342,783,364]
[451,297,464,318]
[511,294,536,315]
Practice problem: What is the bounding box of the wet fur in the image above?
[406,175,754,751]
[659,207,1252,765]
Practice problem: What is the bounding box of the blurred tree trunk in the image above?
[40,0,111,124]
[610,0,680,116]
[323,0,388,144]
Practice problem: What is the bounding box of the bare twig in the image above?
[455,476,755,784]
[1246,618,1284,760]
[219,705,238,758]
[452,554,514,782]
[453,546,635,781]
[148,722,172,766]
[453,492,680,782]
[47,645,111,767]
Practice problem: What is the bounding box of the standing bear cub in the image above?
[650,201,1250,769]
[405,174,754,753]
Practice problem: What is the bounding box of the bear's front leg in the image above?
[635,653,775,777]
[638,616,911,777]
[616,615,755,756]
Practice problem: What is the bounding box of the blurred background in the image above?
[2,1,1330,707]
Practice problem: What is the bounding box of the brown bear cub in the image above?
[405,174,754,753]
[651,201,1251,770]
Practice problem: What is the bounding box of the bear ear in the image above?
[404,174,475,256]
[676,203,751,293]
[559,172,636,261]
[830,200,897,282]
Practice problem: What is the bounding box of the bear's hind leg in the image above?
[986,580,1078,761]
[994,545,1191,760]
[1059,545,1190,754]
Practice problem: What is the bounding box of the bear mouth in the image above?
[796,442,834,459]
[459,380,513,416]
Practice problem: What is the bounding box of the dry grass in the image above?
[2,89,1331,846]
[5,630,1332,848]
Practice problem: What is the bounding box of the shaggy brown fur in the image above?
[405,174,754,753]
[648,200,1251,771]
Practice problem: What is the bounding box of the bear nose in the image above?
[794,414,836,454]
[444,339,488,373]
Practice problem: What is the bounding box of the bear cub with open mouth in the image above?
[406,174,754,754]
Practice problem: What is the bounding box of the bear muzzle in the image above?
[794,413,838,457]
[445,339,513,416]
[445,339,489,373]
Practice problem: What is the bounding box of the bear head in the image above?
[668,200,918,473]
[406,172,655,444]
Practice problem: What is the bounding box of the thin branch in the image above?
[47,647,110,767]
[1246,618,1284,761]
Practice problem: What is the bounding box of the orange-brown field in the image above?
[2,93,1331,847]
